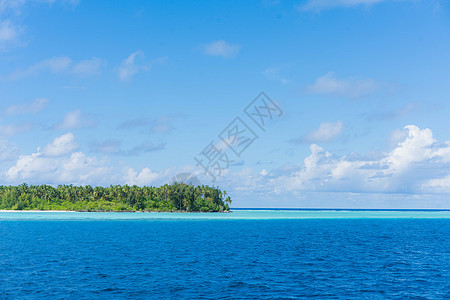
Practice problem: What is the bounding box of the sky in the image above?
[1,0,450,208]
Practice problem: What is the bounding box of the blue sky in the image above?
[1,0,450,208]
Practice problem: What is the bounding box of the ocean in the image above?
[1,210,449,299]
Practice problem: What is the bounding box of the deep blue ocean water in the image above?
[1,210,450,299]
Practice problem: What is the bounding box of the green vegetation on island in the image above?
[0,183,232,212]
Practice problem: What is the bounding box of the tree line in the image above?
[0,183,232,212]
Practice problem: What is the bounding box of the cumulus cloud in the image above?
[6,150,114,186]
[0,131,173,186]
[6,98,48,114]
[300,0,385,11]
[205,125,450,203]
[57,152,111,184]
[296,121,344,143]
[306,72,379,98]
[4,122,450,204]
[274,125,450,194]
[5,132,116,185]
[42,132,79,156]
[388,127,409,148]
[6,152,57,182]
[125,167,161,186]
[203,40,240,58]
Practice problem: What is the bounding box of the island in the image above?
[0,183,231,212]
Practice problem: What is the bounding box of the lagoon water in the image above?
[1,210,449,298]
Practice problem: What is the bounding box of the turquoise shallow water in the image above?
[1,209,450,220]
[1,210,449,298]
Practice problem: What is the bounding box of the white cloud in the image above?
[263,67,289,84]
[6,98,48,114]
[203,40,240,58]
[388,127,409,148]
[1,132,169,186]
[6,150,114,186]
[425,175,450,193]
[118,51,167,81]
[2,124,450,207]
[43,132,79,156]
[125,167,161,186]
[306,72,379,98]
[300,0,385,11]
[5,132,114,185]
[118,50,145,81]
[300,121,344,143]
[58,152,111,184]
[203,125,450,203]
[5,154,165,186]
[53,109,95,130]
[6,151,57,182]
[274,125,450,194]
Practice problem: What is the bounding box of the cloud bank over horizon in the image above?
[3,125,450,204]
